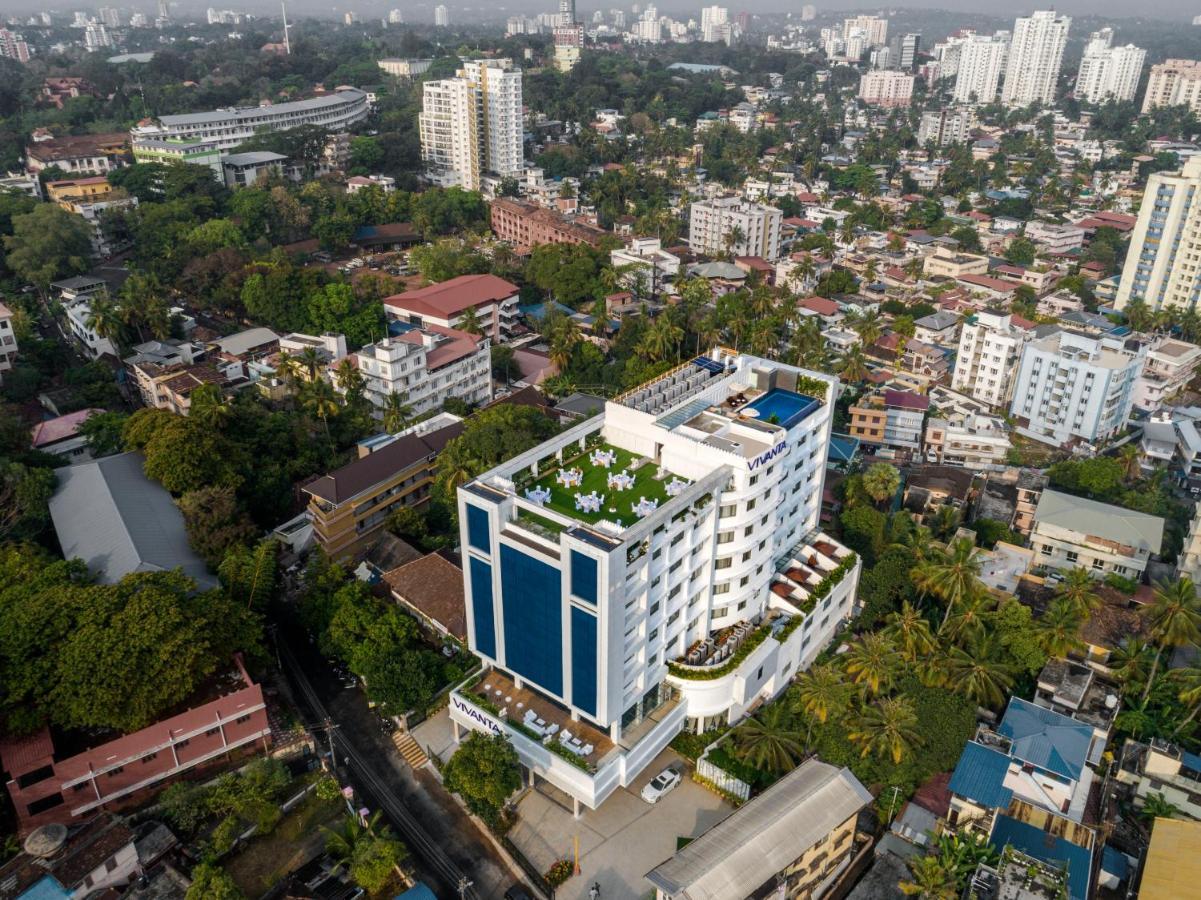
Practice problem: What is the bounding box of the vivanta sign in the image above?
[747,439,787,471]
[451,694,502,735]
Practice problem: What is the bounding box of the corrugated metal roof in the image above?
[999,697,1091,781]
[948,741,1013,809]
[644,760,871,900]
[989,814,1091,900]
[1033,489,1165,554]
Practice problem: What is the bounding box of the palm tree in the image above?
[275,350,303,387]
[298,346,324,380]
[884,601,937,660]
[848,309,883,347]
[861,462,900,508]
[86,295,126,354]
[946,635,1015,708]
[837,345,870,383]
[303,378,341,439]
[915,538,983,629]
[458,306,485,336]
[791,664,855,730]
[844,633,900,696]
[1142,578,1201,702]
[941,589,993,647]
[1108,638,1154,688]
[1169,663,1201,737]
[890,523,935,562]
[723,224,746,260]
[1125,297,1153,333]
[1035,597,1085,658]
[1139,791,1181,822]
[1116,444,1142,482]
[640,313,684,363]
[1055,567,1101,617]
[732,705,805,775]
[899,855,957,900]
[382,392,412,434]
[849,696,922,764]
[331,358,365,400]
[928,505,960,541]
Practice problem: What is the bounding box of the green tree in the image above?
[77,410,127,457]
[844,633,900,696]
[1141,578,1201,703]
[442,732,523,820]
[862,462,900,507]
[178,485,257,568]
[186,863,245,900]
[912,539,983,629]
[1004,236,1037,266]
[218,541,278,610]
[3,204,93,295]
[733,704,805,774]
[946,636,1015,708]
[324,811,407,895]
[849,696,922,764]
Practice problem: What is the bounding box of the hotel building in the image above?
[450,350,860,814]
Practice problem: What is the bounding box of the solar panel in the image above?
[692,356,725,374]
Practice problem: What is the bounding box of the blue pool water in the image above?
[742,388,820,429]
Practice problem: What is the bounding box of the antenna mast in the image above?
[281,0,291,54]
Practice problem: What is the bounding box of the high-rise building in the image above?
[857,69,915,108]
[419,58,524,191]
[842,14,886,47]
[899,32,920,70]
[0,28,30,63]
[917,106,976,146]
[1142,59,1201,114]
[1116,156,1201,312]
[1001,10,1070,107]
[700,5,728,42]
[1075,29,1145,104]
[952,33,1008,104]
[452,350,855,813]
[559,0,576,25]
[84,23,113,51]
[952,310,1033,409]
[800,4,816,21]
[434,4,449,26]
[689,197,782,259]
[99,6,120,27]
[387,8,404,23]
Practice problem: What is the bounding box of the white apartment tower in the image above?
[951,310,1032,409]
[452,351,858,813]
[900,33,921,70]
[420,59,524,191]
[952,33,1008,105]
[689,197,782,260]
[1076,29,1145,104]
[1001,11,1070,107]
[918,107,976,146]
[1010,330,1146,448]
[1142,59,1201,114]
[434,4,449,26]
[1116,156,1201,313]
[700,5,729,43]
[858,70,915,108]
[842,14,887,47]
[354,328,491,417]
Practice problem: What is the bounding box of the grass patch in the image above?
[530,443,683,526]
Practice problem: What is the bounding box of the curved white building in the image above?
[131,89,370,151]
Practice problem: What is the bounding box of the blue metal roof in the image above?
[19,877,72,900]
[999,697,1091,781]
[948,741,1013,809]
[395,884,438,900]
[828,434,860,464]
[989,814,1092,900]
[1102,845,1129,880]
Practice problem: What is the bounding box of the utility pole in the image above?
[456,876,473,899]
[280,0,291,54]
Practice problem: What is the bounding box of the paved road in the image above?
[276,634,522,899]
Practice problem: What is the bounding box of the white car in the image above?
[640,766,682,804]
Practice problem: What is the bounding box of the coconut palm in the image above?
[941,589,993,647]
[945,635,1015,708]
[1142,578,1201,702]
[914,538,983,629]
[836,345,870,383]
[381,392,412,434]
[723,224,746,260]
[303,378,341,439]
[458,306,485,335]
[331,357,365,400]
[640,313,684,363]
[791,663,855,728]
[297,346,324,380]
[884,601,938,660]
[1139,791,1181,822]
[732,704,805,775]
[86,295,127,354]
[848,309,883,347]
[844,633,900,696]
[1054,567,1101,617]
[547,319,580,371]
[898,855,957,899]
[275,350,303,387]
[927,505,960,541]
[890,523,935,563]
[1169,663,1201,737]
[1034,597,1085,658]
[1116,443,1142,482]
[861,462,900,507]
[1108,638,1154,687]
[849,696,922,764]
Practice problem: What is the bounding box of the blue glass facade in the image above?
[469,557,496,658]
[570,550,598,605]
[500,545,563,696]
[570,606,598,715]
[467,504,491,553]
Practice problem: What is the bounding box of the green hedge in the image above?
[705,745,759,784]
[777,552,858,640]
[794,375,830,400]
[667,625,770,681]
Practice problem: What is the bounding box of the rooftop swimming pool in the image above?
[741,388,821,429]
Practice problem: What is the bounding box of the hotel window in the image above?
[715,557,732,569]
[718,531,734,544]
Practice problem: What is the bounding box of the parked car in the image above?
[640,766,681,804]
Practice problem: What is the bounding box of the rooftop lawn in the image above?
[529,443,685,526]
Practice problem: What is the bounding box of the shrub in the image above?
[545,859,574,887]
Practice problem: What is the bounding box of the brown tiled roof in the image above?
[383,552,466,640]
[384,274,518,318]
[0,816,134,895]
[27,132,129,162]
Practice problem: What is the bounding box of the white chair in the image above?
[581,743,594,756]
[559,729,572,743]
[546,723,559,735]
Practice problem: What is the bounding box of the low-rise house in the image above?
[1116,738,1201,821]
[956,273,1021,302]
[1030,488,1164,579]
[901,338,950,381]
[1139,408,1201,489]
[976,541,1035,594]
[0,301,17,382]
[48,451,217,588]
[62,293,118,359]
[302,420,465,559]
[794,295,843,327]
[1024,221,1085,254]
[644,759,872,900]
[923,412,1011,467]
[29,409,103,461]
[1132,337,1201,412]
[991,263,1056,294]
[124,338,205,408]
[1038,289,1085,318]
[346,173,396,194]
[923,246,989,279]
[1033,658,1120,759]
[356,325,491,417]
[848,389,928,454]
[913,310,960,346]
[0,816,139,895]
[384,274,520,343]
[383,551,467,643]
[610,238,682,297]
[221,151,286,188]
[24,130,129,175]
[0,658,269,830]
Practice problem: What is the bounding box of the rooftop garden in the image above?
[526,442,685,527]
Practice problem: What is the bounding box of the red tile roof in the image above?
[798,296,839,316]
[384,274,518,319]
[396,324,485,370]
[885,389,930,411]
[30,408,102,448]
[958,273,1019,293]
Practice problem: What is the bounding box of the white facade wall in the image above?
[1076,39,1145,104]
[953,34,1008,104]
[355,333,492,416]
[1001,10,1070,107]
[858,69,915,108]
[1142,59,1201,114]
[952,311,1029,409]
[689,198,782,260]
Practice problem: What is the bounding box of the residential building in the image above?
[923,412,1011,467]
[609,238,682,297]
[1009,330,1146,447]
[842,14,887,47]
[947,697,1098,900]
[489,198,607,248]
[1076,29,1145,104]
[48,451,218,589]
[857,69,915,108]
[1001,11,1070,107]
[130,90,369,151]
[1029,488,1164,578]
[347,173,396,194]
[452,351,855,812]
[221,151,286,188]
[434,4,449,26]
[45,175,114,205]
[0,302,16,382]
[24,131,129,175]
[1132,337,1201,411]
[62,293,118,359]
[0,657,269,830]
[1142,58,1201,114]
[1033,657,1120,754]
[131,136,223,176]
[303,419,466,559]
[913,310,961,346]
[1013,468,1049,534]
[1178,503,1201,583]
[384,274,520,342]
[689,197,782,260]
[1139,818,1201,899]
[0,27,29,62]
[59,194,138,257]
[644,760,872,900]
[355,325,491,417]
[420,59,524,190]
[923,246,989,279]
[1115,156,1201,313]
[0,816,139,896]
[900,33,920,70]
[917,106,975,145]
[123,338,204,408]
[1024,221,1084,254]
[1116,738,1201,821]
[967,849,1069,900]
[377,58,433,77]
[30,409,104,461]
[699,5,728,43]
[384,551,467,643]
[848,389,928,453]
[953,33,1008,104]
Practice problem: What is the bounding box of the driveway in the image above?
[507,747,733,900]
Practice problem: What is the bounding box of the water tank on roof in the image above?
[23,823,68,858]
